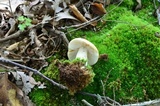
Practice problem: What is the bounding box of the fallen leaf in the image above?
[8,89,22,106]
[91,2,106,15]
[55,9,78,21]
[41,15,53,24]
[12,71,39,95]
[10,0,25,12]
[69,4,88,22]
[6,42,20,51]
[0,73,23,106]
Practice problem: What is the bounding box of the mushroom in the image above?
[67,38,99,65]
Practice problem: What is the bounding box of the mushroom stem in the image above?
[76,47,87,61]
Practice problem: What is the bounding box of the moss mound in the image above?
[58,60,94,95]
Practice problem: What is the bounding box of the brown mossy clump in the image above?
[57,60,94,95]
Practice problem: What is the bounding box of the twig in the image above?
[0,24,41,43]
[82,99,93,106]
[63,16,101,33]
[0,30,26,43]
[0,57,68,90]
[79,91,122,106]
[123,99,160,106]
[153,0,157,9]
[8,0,13,14]
[107,0,124,13]
[113,87,116,105]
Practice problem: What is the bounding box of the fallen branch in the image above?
[123,99,160,106]
[0,57,68,90]
[0,30,27,43]
[82,99,93,106]
[0,24,40,43]
[79,91,122,106]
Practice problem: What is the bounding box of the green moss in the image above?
[29,86,72,106]
[82,13,160,104]
[44,60,60,80]
[30,2,160,105]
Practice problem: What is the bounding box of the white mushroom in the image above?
[67,38,99,65]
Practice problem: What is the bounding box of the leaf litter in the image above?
[0,0,108,105]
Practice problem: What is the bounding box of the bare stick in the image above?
[0,30,26,43]
[153,0,157,9]
[8,0,13,14]
[123,99,160,106]
[0,57,68,90]
[82,99,93,106]
[79,91,122,106]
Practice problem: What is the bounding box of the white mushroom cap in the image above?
[67,38,99,65]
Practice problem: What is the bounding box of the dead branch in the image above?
[79,91,122,106]
[0,30,27,43]
[0,57,68,90]
[82,99,93,106]
[123,99,160,106]
[0,24,41,43]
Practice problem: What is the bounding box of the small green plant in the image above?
[18,16,32,31]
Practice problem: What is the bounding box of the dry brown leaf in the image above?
[55,9,78,21]
[0,73,23,106]
[6,42,20,51]
[91,2,106,15]
[8,89,22,106]
[69,4,88,22]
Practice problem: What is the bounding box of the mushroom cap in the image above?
[67,38,99,65]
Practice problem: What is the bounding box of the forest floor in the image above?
[0,0,160,106]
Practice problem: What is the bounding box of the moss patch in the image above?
[30,1,160,105]
[81,11,160,104]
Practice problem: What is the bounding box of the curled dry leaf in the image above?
[91,2,106,15]
[0,73,23,106]
[41,15,53,24]
[6,42,20,51]
[69,4,88,22]
[55,9,78,21]
[21,5,34,17]
[12,71,39,95]
[10,0,25,13]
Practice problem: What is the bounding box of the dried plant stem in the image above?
[0,57,68,90]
